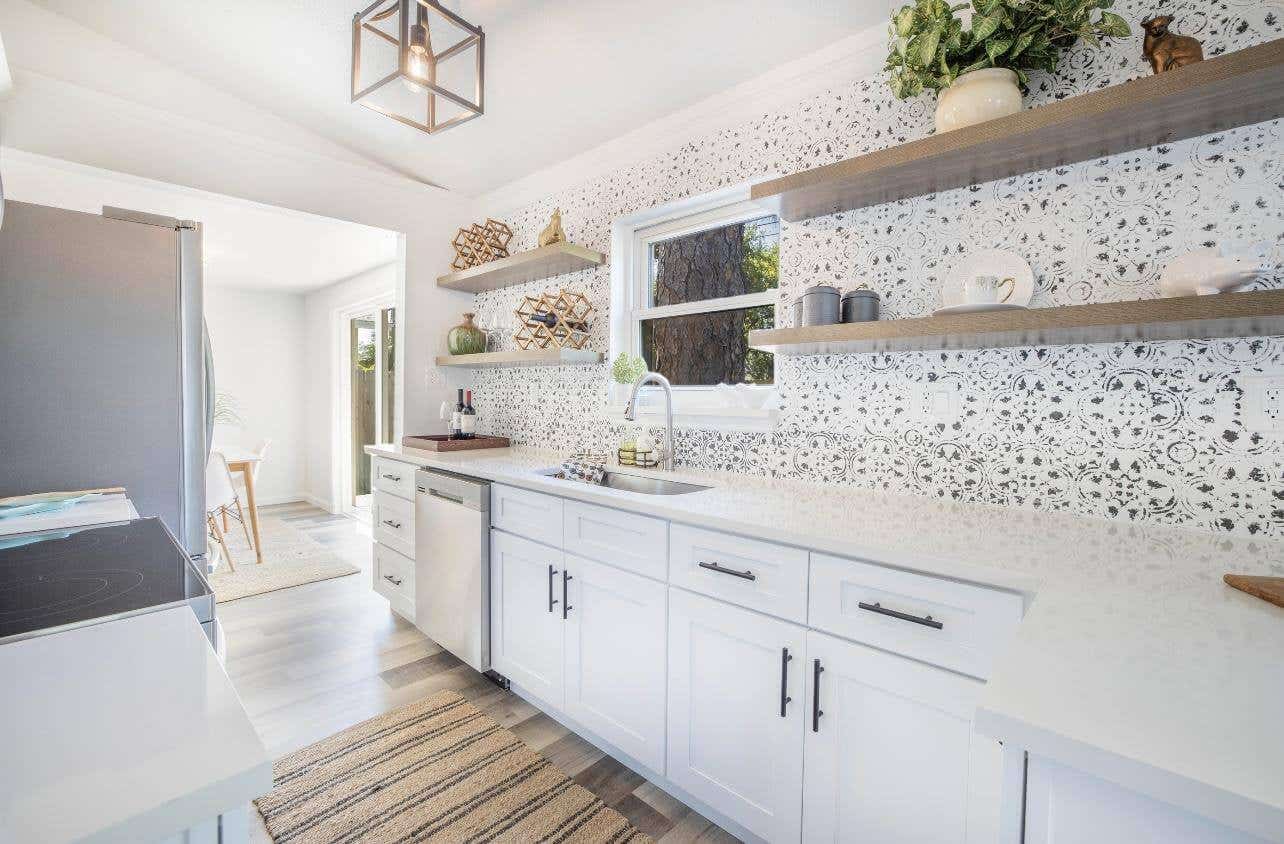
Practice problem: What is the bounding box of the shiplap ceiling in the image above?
[29,0,895,195]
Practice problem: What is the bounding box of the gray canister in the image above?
[800,285,841,326]
[791,298,803,327]
[841,287,881,323]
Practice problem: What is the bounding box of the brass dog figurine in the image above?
[1141,15,1203,74]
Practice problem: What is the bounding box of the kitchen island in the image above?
[368,442,1284,843]
[0,606,272,843]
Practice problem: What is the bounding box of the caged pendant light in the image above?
[351,0,484,135]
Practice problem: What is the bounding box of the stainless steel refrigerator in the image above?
[0,200,211,563]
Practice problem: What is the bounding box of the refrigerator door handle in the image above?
[203,321,215,463]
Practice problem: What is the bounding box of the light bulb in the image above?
[402,52,430,94]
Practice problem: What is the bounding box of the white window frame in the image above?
[608,183,780,431]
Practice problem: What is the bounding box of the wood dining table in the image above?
[213,445,263,565]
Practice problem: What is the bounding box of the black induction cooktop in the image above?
[0,517,213,644]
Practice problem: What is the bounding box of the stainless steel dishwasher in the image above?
[414,469,490,672]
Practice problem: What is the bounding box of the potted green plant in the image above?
[885,0,1130,133]
[610,353,647,404]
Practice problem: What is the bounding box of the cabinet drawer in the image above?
[371,457,416,501]
[372,490,414,558]
[563,500,668,580]
[492,484,563,548]
[809,553,1023,680]
[373,542,415,621]
[669,524,808,624]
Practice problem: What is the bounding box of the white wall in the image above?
[304,262,398,512]
[205,287,307,506]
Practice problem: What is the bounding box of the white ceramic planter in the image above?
[935,68,1023,133]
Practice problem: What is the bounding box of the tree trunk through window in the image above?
[649,224,749,385]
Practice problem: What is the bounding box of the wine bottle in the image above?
[461,390,478,439]
[451,389,465,440]
[524,311,589,332]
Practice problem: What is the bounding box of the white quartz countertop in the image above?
[0,607,272,844]
[370,442,1284,841]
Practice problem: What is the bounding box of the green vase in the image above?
[448,312,487,355]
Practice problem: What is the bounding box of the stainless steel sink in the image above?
[598,471,710,495]
[538,468,710,496]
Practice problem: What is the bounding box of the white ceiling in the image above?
[29,0,895,196]
[4,151,398,292]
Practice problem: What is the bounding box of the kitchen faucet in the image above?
[623,371,674,471]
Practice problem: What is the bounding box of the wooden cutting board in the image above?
[1224,574,1284,609]
[402,434,510,452]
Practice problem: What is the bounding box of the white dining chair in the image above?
[206,452,241,572]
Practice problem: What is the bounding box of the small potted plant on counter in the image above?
[886,0,1130,133]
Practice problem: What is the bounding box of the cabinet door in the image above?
[667,588,806,843]
[563,554,667,772]
[1024,755,1268,844]
[802,630,1001,843]
[490,531,564,707]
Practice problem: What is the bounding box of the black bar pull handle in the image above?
[547,565,559,613]
[381,519,402,530]
[698,561,756,581]
[780,647,793,717]
[562,569,573,619]
[812,659,824,733]
[858,601,944,630]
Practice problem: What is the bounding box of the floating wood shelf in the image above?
[749,290,1284,355]
[437,242,607,293]
[752,39,1284,221]
[435,349,604,368]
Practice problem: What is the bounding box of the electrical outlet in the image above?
[1241,375,1284,433]
[917,383,962,424]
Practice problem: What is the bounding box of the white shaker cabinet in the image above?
[802,629,1001,843]
[562,553,668,773]
[1023,756,1269,844]
[667,588,806,843]
[490,531,566,707]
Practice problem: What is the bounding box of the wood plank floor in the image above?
[219,502,737,843]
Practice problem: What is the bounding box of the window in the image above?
[625,199,778,387]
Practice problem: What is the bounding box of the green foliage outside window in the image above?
[742,222,778,385]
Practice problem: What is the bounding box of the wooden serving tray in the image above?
[402,434,510,452]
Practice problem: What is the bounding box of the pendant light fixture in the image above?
[351,0,484,135]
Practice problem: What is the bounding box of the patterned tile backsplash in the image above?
[465,0,1284,538]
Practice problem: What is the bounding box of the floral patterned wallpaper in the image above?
[464,0,1284,537]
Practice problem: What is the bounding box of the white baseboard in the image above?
[301,493,338,514]
[251,493,306,507]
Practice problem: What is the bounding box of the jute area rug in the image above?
[207,516,359,603]
[255,691,652,843]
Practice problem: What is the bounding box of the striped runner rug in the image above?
[254,691,653,843]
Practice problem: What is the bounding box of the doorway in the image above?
[342,299,395,518]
